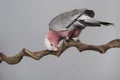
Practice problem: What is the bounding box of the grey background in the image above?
[0,0,120,80]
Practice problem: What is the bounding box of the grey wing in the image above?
[49,8,95,31]
[49,12,72,31]
[48,9,82,31]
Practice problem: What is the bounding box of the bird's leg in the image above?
[63,36,69,45]
[63,39,67,45]
[70,28,81,41]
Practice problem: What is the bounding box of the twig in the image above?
[0,39,120,65]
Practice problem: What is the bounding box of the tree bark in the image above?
[0,39,120,65]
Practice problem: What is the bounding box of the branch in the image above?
[0,39,120,65]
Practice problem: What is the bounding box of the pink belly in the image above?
[58,30,69,39]
[57,29,81,39]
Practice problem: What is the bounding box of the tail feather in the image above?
[78,19,114,27]
[99,21,114,26]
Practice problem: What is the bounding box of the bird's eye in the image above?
[51,44,53,46]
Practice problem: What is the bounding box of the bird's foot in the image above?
[63,39,67,45]
[56,47,62,57]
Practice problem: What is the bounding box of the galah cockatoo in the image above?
[44,8,114,51]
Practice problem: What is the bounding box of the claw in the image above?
[56,47,61,57]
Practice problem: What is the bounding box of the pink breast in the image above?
[47,31,60,45]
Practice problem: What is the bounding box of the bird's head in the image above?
[44,30,60,51]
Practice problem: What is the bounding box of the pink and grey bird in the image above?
[44,8,114,51]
